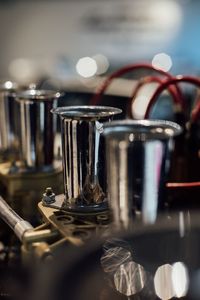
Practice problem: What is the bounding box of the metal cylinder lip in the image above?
[51,105,122,119]
[103,119,182,139]
[16,89,61,102]
[0,81,19,92]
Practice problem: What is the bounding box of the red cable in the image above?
[167,182,200,188]
[144,75,200,121]
[90,63,183,107]
[128,76,182,118]
[191,100,200,123]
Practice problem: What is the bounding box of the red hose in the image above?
[90,63,183,107]
[144,75,200,122]
[128,76,182,118]
[167,182,200,188]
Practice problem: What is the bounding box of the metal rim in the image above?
[103,119,182,138]
[0,81,19,92]
[16,89,62,101]
[51,106,122,118]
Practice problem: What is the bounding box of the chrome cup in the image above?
[52,106,122,212]
[0,81,20,160]
[16,89,61,170]
[103,120,182,228]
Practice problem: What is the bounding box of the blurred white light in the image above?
[5,81,13,89]
[76,57,97,78]
[129,133,134,142]
[9,58,38,84]
[114,261,146,296]
[154,264,175,300]
[172,262,189,298]
[132,95,150,119]
[93,54,109,75]
[149,1,182,33]
[152,53,173,72]
[101,246,132,274]
[132,83,160,119]
[29,89,36,96]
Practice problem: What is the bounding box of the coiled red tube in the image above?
[128,76,183,118]
[90,63,183,107]
[144,75,200,122]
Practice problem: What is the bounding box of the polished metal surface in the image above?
[0,195,33,241]
[16,89,61,170]
[103,119,182,228]
[52,106,122,212]
[0,81,20,159]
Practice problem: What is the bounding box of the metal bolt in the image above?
[42,187,55,205]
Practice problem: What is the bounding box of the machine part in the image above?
[0,195,33,241]
[42,187,56,205]
[0,161,63,223]
[38,199,110,238]
[16,89,61,170]
[0,81,21,162]
[0,193,110,261]
[103,119,182,229]
[52,106,122,213]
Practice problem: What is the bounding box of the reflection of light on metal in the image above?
[119,141,129,229]
[154,264,175,300]
[129,133,134,142]
[164,128,175,136]
[179,212,185,238]
[76,57,97,78]
[4,81,13,89]
[152,53,173,72]
[155,128,164,134]
[142,141,162,224]
[93,54,109,75]
[101,246,132,274]
[29,89,36,96]
[114,261,146,296]
[172,262,189,298]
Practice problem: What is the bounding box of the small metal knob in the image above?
[42,187,55,205]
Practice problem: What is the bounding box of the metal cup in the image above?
[103,120,182,228]
[0,81,20,160]
[52,106,122,212]
[16,89,61,170]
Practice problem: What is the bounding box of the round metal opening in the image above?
[51,105,122,119]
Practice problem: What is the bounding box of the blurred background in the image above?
[0,0,200,85]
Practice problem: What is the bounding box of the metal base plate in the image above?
[43,194,108,214]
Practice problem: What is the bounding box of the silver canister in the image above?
[52,106,122,212]
[0,81,20,160]
[16,89,61,170]
[103,120,182,228]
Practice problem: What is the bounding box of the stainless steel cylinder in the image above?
[16,89,61,170]
[103,120,182,228]
[0,81,20,159]
[52,106,122,212]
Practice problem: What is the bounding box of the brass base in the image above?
[38,196,110,243]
